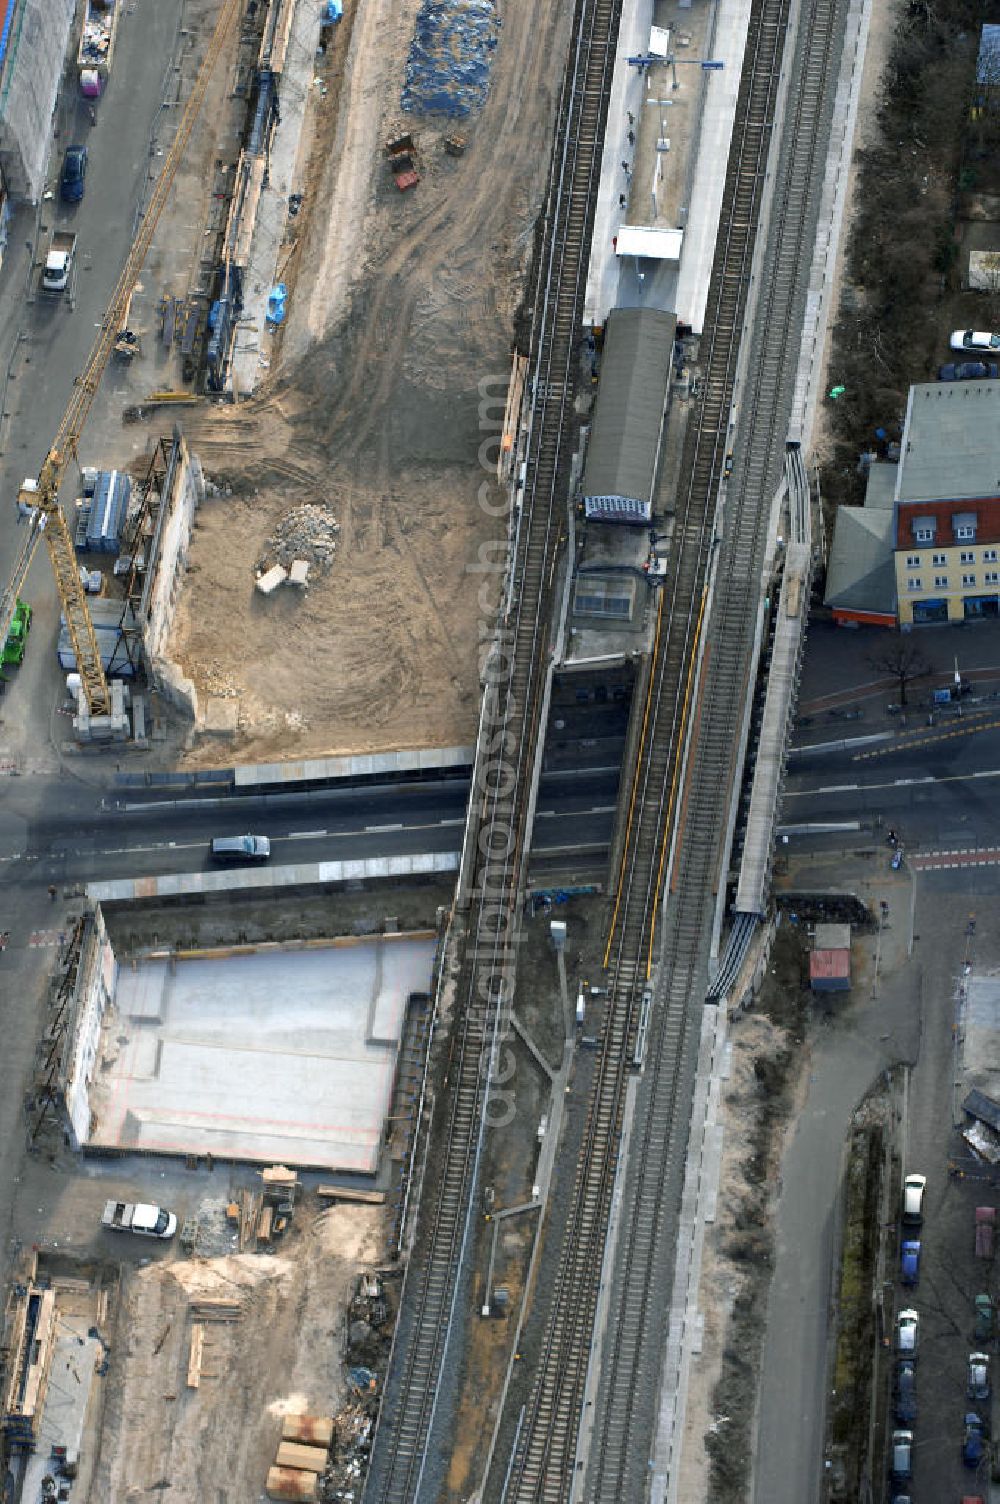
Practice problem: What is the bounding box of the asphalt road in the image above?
[0,1,185,769]
[0,765,620,888]
[783,712,1000,852]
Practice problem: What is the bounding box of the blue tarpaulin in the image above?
[402,0,500,118]
[324,0,343,19]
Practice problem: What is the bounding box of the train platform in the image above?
[585,0,752,332]
[583,0,655,326]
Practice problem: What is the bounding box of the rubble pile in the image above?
[259,505,340,576]
[320,1271,395,1500]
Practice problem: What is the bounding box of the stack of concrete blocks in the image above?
[0,0,77,203]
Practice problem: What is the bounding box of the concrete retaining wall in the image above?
[142,432,202,720]
[63,908,117,1149]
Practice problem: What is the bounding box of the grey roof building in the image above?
[0,0,76,203]
[896,381,1000,503]
[580,308,676,523]
[824,461,898,623]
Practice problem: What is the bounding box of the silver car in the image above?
[896,1308,919,1357]
[890,1428,913,1482]
[968,1350,991,1401]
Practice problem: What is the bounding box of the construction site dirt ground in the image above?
[91,1201,382,1500]
[169,0,573,767]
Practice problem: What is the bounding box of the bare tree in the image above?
[868,638,932,706]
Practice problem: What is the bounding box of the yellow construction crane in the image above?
[0,0,240,717]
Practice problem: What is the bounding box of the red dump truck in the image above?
[975,1206,995,1259]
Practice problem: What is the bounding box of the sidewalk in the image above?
[799,619,1000,712]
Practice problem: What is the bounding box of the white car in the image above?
[950,328,1000,353]
[902,1173,926,1226]
[896,1308,920,1356]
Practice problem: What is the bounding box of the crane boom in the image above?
[0,0,240,715]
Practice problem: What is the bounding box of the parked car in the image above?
[894,1358,917,1423]
[900,1239,921,1285]
[896,1308,920,1356]
[902,1174,926,1226]
[963,1412,986,1468]
[938,360,1000,381]
[950,329,1000,353]
[59,144,87,203]
[975,1205,995,1258]
[969,1352,991,1401]
[975,1293,994,1341]
[890,1429,913,1483]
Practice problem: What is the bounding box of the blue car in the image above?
[59,145,87,204]
[938,360,1000,381]
[900,1240,921,1285]
[963,1411,986,1468]
[894,1359,917,1423]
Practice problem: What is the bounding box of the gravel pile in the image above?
[259,503,340,575]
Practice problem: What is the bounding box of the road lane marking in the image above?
[787,766,1000,797]
[853,713,1000,760]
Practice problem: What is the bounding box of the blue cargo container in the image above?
[84,469,131,554]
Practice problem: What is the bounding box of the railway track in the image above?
[502,0,845,1491]
[363,1,622,1499]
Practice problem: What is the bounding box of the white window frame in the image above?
[907,577,923,592]
[960,550,975,564]
[914,526,935,543]
[963,572,976,587]
[932,552,947,566]
[955,524,976,542]
[934,575,949,588]
[986,571,999,585]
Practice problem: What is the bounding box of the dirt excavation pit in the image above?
[93,1203,381,1499]
[169,0,573,767]
[172,464,491,761]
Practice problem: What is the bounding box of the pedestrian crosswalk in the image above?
[27,930,62,949]
[911,847,1000,873]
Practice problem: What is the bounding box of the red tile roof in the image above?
[810,948,850,979]
[896,495,1000,549]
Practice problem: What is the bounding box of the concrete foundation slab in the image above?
[86,935,434,1171]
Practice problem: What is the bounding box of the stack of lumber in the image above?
[238,1187,262,1251]
[186,1324,205,1389]
[264,1414,333,1500]
[188,1297,243,1323]
[265,1467,318,1502]
[275,1442,328,1472]
[282,1414,334,1447]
